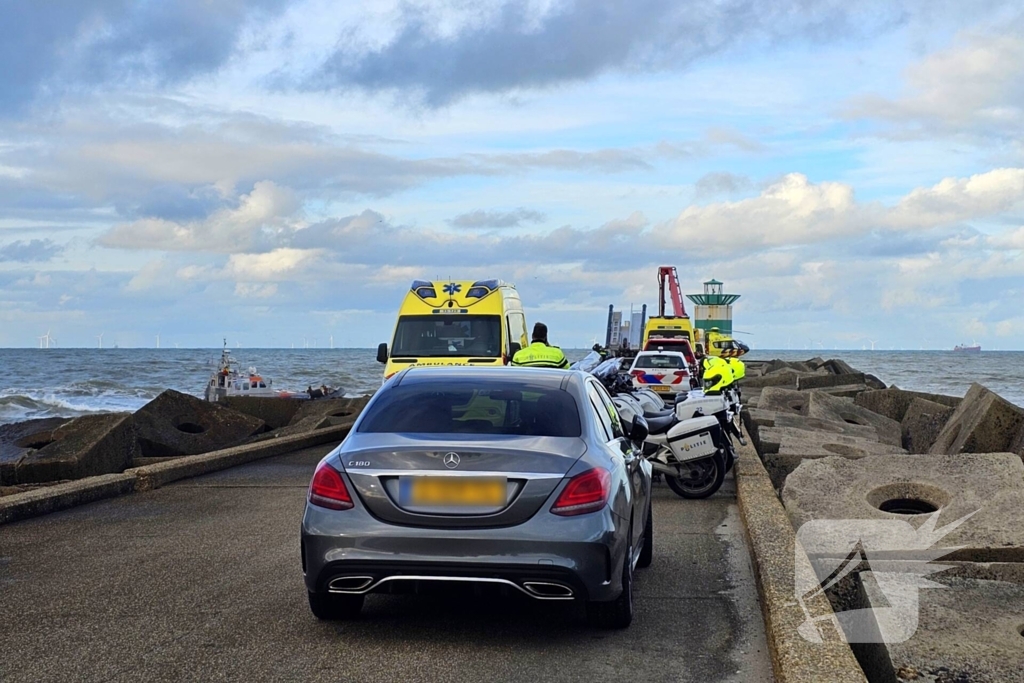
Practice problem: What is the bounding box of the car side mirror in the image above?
[628,414,649,445]
[376,343,388,364]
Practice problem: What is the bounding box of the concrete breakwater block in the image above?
[744,407,880,460]
[902,398,956,454]
[760,429,906,490]
[741,370,804,389]
[761,428,905,458]
[0,414,137,484]
[134,390,266,457]
[809,392,902,447]
[783,453,1024,562]
[747,408,882,443]
[253,396,371,440]
[759,387,815,414]
[289,396,369,428]
[854,387,961,424]
[813,384,875,399]
[1011,425,1024,458]
[223,395,304,429]
[796,372,866,390]
[822,359,858,375]
[760,388,902,447]
[928,383,1024,456]
[852,572,1024,683]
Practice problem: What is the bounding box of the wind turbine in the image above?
[38,330,55,348]
[869,340,878,351]
[329,335,334,349]
[156,334,160,349]
[96,333,103,349]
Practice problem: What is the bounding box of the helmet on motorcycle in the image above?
[703,367,730,394]
[725,357,745,381]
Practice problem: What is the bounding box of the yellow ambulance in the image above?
[377,279,528,380]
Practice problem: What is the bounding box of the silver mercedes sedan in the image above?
[301,366,653,628]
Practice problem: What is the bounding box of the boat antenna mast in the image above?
[657,266,688,318]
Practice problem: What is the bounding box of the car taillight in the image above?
[308,462,353,510]
[551,468,611,516]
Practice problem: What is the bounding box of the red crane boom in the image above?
[657,266,688,318]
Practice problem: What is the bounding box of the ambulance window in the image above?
[507,312,527,348]
[391,315,502,357]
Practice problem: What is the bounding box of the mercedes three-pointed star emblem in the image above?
[443,452,460,469]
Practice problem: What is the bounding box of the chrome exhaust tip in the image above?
[521,581,574,599]
[327,575,374,593]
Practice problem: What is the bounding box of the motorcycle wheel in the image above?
[665,453,726,499]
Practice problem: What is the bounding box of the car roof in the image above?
[634,350,688,357]
[397,365,581,390]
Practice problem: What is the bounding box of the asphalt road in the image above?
[0,445,773,682]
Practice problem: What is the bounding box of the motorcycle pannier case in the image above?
[664,415,720,462]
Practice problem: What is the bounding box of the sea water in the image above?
[1,347,1022,424]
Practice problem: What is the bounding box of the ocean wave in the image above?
[0,392,147,424]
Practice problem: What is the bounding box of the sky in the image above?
[1,0,1023,350]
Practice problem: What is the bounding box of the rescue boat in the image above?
[203,341,280,402]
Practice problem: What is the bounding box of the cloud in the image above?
[889,168,1024,228]
[448,208,546,229]
[989,226,1024,249]
[90,167,1024,275]
[667,173,865,253]
[98,181,300,252]
[309,0,945,105]
[665,168,1024,255]
[0,1,289,114]
[845,30,1024,139]
[4,105,682,234]
[0,239,63,262]
[225,248,324,282]
[694,172,754,198]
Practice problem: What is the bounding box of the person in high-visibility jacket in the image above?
[511,322,570,369]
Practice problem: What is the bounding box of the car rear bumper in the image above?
[301,503,624,602]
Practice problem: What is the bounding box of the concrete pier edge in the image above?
[734,424,869,683]
[0,423,352,525]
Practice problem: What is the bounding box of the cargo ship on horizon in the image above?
[954,342,981,352]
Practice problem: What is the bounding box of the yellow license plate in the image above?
[401,477,507,506]
[652,385,671,392]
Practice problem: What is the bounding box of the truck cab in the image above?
[377,280,528,380]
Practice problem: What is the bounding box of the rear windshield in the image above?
[358,382,581,437]
[634,354,687,370]
[391,314,502,358]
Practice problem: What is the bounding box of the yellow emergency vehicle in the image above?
[702,327,749,358]
[377,279,528,380]
[642,316,696,350]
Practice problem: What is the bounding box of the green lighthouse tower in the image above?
[686,279,740,337]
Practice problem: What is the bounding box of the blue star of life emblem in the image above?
[443,283,461,295]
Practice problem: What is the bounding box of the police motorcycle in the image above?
[591,361,732,499]
[695,356,746,447]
